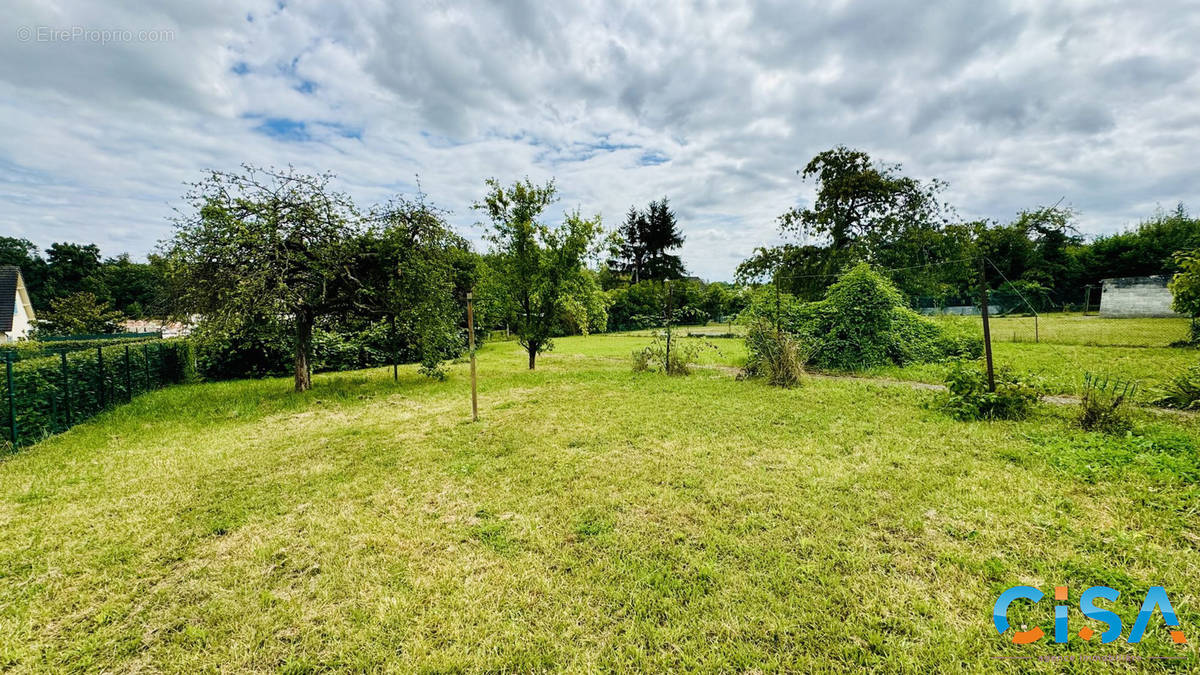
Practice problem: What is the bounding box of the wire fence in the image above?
[2,339,195,450]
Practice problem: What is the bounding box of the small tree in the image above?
[39,291,123,336]
[165,166,361,392]
[353,195,475,379]
[1169,250,1200,341]
[473,178,602,369]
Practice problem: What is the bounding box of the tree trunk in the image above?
[294,312,313,392]
[527,347,536,370]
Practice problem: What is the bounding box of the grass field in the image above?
[2,336,1199,671]
[602,317,1198,398]
[928,313,1191,348]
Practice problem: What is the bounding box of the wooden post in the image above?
[979,257,995,392]
[467,291,478,422]
[1083,285,1092,317]
[774,275,781,332]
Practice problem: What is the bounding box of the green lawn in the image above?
[872,342,1199,399]
[1,337,1198,671]
[929,312,1191,348]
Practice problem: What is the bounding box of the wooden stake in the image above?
[467,291,478,422]
[979,257,995,393]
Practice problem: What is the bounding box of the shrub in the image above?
[742,319,805,388]
[786,263,982,370]
[1077,373,1137,434]
[940,360,1041,421]
[1151,365,1200,409]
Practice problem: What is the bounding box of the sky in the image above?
[2,1,1198,281]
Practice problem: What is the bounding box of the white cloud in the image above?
[1,0,1198,280]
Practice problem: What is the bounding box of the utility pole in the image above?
[979,257,995,392]
[467,291,478,422]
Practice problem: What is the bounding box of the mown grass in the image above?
[1,338,1198,671]
[873,342,1199,399]
[928,313,1190,348]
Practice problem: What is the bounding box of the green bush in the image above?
[1151,365,1200,409]
[742,319,805,388]
[788,264,981,370]
[192,317,460,382]
[940,360,1041,421]
[1,339,195,449]
[1077,373,1137,434]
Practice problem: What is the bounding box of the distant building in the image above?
[0,266,36,342]
[120,318,194,338]
[1099,276,1180,318]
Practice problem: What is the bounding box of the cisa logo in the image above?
[994,585,1187,645]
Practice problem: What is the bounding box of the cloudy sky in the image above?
[2,1,1198,280]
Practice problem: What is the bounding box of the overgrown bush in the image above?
[631,331,716,375]
[940,360,1041,421]
[1151,365,1200,409]
[1,339,195,448]
[787,264,981,370]
[1077,373,1137,434]
[742,319,805,387]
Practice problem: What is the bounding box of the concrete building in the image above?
[1099,276,1181,318]
[0,266,36,342]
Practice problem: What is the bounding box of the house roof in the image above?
[0,266,21,332]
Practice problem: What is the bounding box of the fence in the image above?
[2,339,195,450]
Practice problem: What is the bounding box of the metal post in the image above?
[124,345,133,401]
[1083,285,1092,317]
[979,257,995,393]
[467,291,478,422]
[61,352,72,426]
[6,353,16,447]
[96,346,106,410]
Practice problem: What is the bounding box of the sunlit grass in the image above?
[0,337,1197,671]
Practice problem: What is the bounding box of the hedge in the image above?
[1,338,195,450]
[0,334,160,362]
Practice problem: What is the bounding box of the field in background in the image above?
[1,337,1198,671]
[929,312,1191,347]
[601,315,1196,398]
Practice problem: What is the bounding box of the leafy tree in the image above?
[165,166,362,392]
[0,237,47,307]
[778,146,948,260]
[473,178,603,369]
[352,195,476,379]
[39,292,123,336]
[43,242,103,303]
[100,253,165,318]
[1169,251,1200,339]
